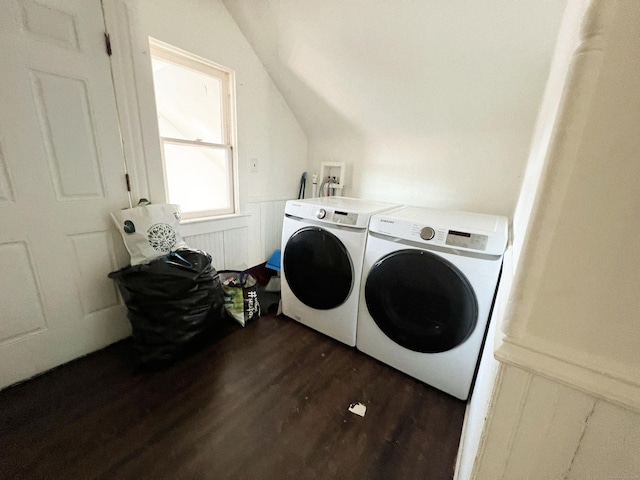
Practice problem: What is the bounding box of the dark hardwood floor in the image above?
[0,313,466,479]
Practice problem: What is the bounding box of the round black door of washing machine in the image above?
[283,227,354,310]
[364,249,478,353]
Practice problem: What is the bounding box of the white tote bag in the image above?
[112,203,188,266]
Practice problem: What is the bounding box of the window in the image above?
[149,39,237,219]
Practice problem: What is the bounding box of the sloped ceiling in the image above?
[222,0,567,213]
[223,0,565,137]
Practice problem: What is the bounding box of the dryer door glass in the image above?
[365,249,478,353]
[284,227,353,310]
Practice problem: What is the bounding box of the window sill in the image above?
[180,212,251,236]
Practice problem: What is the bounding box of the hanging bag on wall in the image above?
[112,203,188,266]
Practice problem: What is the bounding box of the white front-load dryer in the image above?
[356,206,508,400]
[281,196,399,346]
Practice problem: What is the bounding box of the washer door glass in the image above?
[284,227,354,310]
[365,249,478,353]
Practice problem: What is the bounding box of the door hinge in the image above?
[104,32,112,56]
[125,173,131,192]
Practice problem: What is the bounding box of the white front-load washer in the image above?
[281,196,399,346]
[356,206,508,400]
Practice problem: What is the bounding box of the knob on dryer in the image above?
[420,227,435,240]
[316,208,327,219]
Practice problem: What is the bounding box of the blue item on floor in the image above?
[266,249,281,272]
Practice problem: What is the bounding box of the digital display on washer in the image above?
[446,230,488,251]
[331,210,358,225]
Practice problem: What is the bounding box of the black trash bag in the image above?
[109,248,225,366]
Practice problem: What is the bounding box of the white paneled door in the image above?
[0,0,131,388]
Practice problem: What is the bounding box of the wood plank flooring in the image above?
[0,313,466,479]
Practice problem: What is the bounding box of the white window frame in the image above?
[149,38,239,220]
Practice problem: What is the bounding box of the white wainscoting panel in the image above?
[260,200,286,260]
[500,373,595,479]
[566,399,640,479]
[245,202,262,268]
[184,226,250,271]
[473,363,607,480]
[183,200,288,271]
[247,199,286,268]
[223,228,249,271]
[184,231,225,269]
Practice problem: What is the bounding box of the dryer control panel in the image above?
[369,206,508,256]
[445,230,488,251]
[407,222,489,252]
[411,224,487,251]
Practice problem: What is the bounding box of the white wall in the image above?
[104,0,307,268]
[454,248,512,479]
[500,0,640,415]
[463,0,640,477]
[224,0,566,216]
[472,364,640,479]
[455,1,583,474]
[99,2,640,475]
